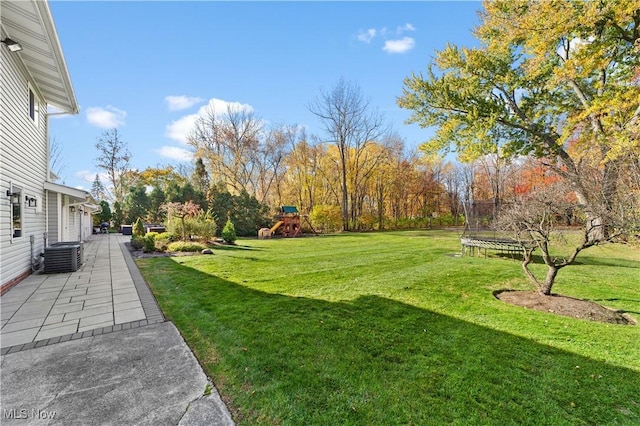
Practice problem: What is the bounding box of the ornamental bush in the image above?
[221,219,237,244]
[133,218,146,237]
[131,235,144,250]
[142,235,155,253]
[167,241,207,252]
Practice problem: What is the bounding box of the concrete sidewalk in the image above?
[1,234,234,425]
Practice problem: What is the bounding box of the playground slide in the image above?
[270,221,284,234]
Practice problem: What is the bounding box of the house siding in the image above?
[46,190,59,244]
[68,206,80,241]
[1,40,49,287]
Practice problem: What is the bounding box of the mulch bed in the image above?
[496,290,636,325]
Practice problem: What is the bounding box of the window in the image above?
[10,188,23,238]
[28,85,38,124]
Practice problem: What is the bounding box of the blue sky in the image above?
[47,1,483,190]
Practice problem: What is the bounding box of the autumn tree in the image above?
[309,77,388,231]
[254,124,296,206]
[189,103,263,195]
[95,128,132,203]
[441,162,465,226]
[282,138,324,214]
[162,201,202,241]
[368,137,405,230]
[398,0,640,294]
[138,166,183,191]
[386,153,419,227]
[497,181,598,295]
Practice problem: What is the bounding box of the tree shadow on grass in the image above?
[489,252,640,269]
[572,256,640,269]
[211,244,263,252]
[141,258,640,426]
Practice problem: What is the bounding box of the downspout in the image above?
[44,189,49,247]
[46,112,51,183]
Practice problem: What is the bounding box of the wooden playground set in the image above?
[259,206,317,238]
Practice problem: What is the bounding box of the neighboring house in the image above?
[1,0,98,293]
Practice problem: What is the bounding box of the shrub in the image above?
[153,232,173,252]
[142,235,156,253]
[164,210,216,242]
[133,218,146,237]
[222,219,237,244]
[355,213,377,231]
[167,241,207,252]
[154,239,169,253]
[131,235,144,250]
[186,210,217,242]
[155,232,174,242]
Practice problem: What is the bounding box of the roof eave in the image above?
[35,0,78,114]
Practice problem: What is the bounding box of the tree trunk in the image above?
[377,179,385,231]
[341,149,349,231]
[521,248,539,288]
[539,266,558,296]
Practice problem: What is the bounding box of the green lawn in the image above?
[136,230,640,425]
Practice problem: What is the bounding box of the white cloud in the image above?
[356,23,416,53]
[76,170,110,184]
[166,114,198,145]
[165,95,204,111]
[357,28,377,43]
[165,98,254,144]
[76,170,96,183]
[383,37,416,54]
[86,106,126,129]
[157,146,193,162]
[398,23,416,34]
[557,36,594,60]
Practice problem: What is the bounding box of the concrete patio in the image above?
[1,234,163,352]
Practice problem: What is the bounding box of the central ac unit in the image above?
[44,244,80,273]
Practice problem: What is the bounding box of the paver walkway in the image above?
[1,234,163,353]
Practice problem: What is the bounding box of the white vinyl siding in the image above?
[1,41,49,286]
[46,191,60,244]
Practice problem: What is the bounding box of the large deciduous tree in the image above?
[398,0,640,294]
[309,77,388,231]
[188,103,262,196]
[95,128,132,203]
